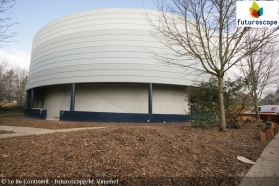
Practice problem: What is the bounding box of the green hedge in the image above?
[0,105,24,112]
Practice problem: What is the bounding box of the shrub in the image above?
[0,105,24,112]
[190,108,218,128]
[188,76,246,129]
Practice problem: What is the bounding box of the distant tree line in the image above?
[260,87,279,105]
[0,60,28,106]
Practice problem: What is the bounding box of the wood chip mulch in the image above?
[0,117,267,186]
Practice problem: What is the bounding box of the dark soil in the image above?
[0,130,15,134]
[0,117,267,185]
[0,116,104,129]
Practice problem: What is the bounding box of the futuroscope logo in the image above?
[236,1,278,28]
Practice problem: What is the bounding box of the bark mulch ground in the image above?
[0,117,267,185]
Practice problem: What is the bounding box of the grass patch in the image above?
[0,105,24,118]
[0,112,23,118]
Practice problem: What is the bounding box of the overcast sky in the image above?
[0,0,158,69]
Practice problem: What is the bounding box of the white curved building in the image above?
[25,8,209,122]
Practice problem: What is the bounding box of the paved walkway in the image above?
[239,132,279,186]
[0,126,105,138]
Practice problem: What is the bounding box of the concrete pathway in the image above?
[239,133,279,186]
[0,126,105,138]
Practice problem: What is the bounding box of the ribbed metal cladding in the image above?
[27,8,209,90]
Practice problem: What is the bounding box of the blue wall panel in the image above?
[60,111,189,123]
[24,109,47,120]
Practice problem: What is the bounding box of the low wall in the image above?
[239,114,279,123]
[60,111,189,123]
[260,114,279,123]
[24,109,47,120]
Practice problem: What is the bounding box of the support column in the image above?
[25,90,29,109]
[30,88,34,108]
[70,83,76,111]
[148,83,152,114]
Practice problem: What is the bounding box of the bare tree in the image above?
[14,67,28,105]
[3,67,15,102]
[238,37,279,120]
[0,60,8,106]
[0,60,28,106]
[0,0,17,47]
[261,86,279,105]
[148,0,278,131]
[275,87,279,104]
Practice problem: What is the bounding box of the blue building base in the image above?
[60,111,189,123]
[24,109,47,120]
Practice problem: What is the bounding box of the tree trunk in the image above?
[218,76,226,131]
[254,94,260,120]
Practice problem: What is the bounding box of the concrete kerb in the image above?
[239,132,279,186]
[0,126,105,139]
